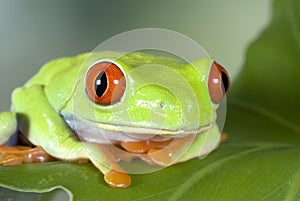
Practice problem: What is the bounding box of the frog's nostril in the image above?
[159,101,166,109]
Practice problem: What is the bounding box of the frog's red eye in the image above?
[208,61,230,104]
[85,61,126,105]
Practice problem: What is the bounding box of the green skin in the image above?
[0,51,221,183]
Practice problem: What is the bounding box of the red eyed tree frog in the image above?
[0,51,230,188]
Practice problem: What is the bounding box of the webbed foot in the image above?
[120,136,195,166]
[0,146,56,165]
[220,132,228,143]
[104,168,131,188]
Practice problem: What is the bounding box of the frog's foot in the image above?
[120,139,172,154]
[86,144,131,188]
[0,146,56,165]
[120,135,195,166]
[104,166,131,188]
[220,132,228,143]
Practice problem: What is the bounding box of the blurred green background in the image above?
[0,0,271,111]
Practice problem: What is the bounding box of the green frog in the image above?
[0,51,230,188]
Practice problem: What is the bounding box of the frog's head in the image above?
[71,51,229,143]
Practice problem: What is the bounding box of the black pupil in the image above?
[221,71,229,94]
[94,71,107,97]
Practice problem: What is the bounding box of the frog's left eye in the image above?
[208,61,230,104]
[85,61,126,105]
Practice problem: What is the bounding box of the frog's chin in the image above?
[62,114,213,144]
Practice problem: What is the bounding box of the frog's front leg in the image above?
[1,85,130,188]
[176,125,221,163]
[0,111,46,165]
[0,111,17,145]
[0,110,55,164]
[11,85,89,160]
[84,143,131,188]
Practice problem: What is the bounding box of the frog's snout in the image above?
[126,83,203,131]
[126,84,181,130]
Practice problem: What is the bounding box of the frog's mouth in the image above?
[62,114,213,144]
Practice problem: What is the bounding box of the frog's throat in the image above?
[62,114,214,144]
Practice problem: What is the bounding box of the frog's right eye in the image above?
[208,61,230,104]
[85,61,126,105]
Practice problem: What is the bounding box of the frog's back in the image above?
[119,51,186,68]
[21,53,90,112]
[25,53,91,87]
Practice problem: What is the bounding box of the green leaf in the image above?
[229,0,300,137]
[1,0,300,200]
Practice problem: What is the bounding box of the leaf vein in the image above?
[283,168,300,201]
[166,145,281,201]
[229,99,300,134]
